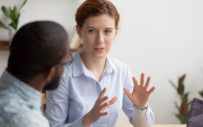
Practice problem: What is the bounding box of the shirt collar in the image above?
[72,51,117,78]
[0,70,42,109]
[72,51,85,77]
[105,55,117,74]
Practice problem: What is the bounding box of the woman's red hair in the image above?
[75,0,120,28]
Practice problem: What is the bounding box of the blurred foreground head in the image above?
[7,21,69,90]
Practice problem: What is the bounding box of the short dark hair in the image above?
[7,21,69,80]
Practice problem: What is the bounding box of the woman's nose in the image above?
[96,32,104,44]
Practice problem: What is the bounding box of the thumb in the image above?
[123,88,133,100]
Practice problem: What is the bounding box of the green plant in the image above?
[199,90,203,98]
[169,74,191,124]
[0,0,27,31]
[199,69,203,98]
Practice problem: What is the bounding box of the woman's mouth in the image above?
[94,48,105,52]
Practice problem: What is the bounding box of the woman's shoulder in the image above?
[63,65,73,77]
[108,56,130,71]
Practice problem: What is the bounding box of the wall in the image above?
[1,0,203,124]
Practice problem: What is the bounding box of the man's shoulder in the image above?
[0,98,49,127]
[0,93,27,114]
[7,110,49,127]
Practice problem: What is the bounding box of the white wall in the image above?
[1,0,203,124]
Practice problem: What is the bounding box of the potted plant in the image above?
[199,69,203,99]
[199,90,203,98]
[0,0,27,42]
[169,74,192,124]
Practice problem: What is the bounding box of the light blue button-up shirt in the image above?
[46,51,154,127]
[0,71,50,127]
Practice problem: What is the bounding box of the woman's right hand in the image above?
[82,87,117,127]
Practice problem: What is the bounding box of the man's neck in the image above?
[7,70,45,92]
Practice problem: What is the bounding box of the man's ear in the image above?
[43,67,55,83]
[76,25,82,38]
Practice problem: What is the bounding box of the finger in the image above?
[140,73,145,87]
[144,76,151,89]
[123,88,134,102]
[100,111,108,116]
[98,87,107,100]
[108,96,117,105]
[99,96,117,111]
[132,77,138,87]
[132,77,138,93]
[97,96,109,105]
[148,86,156,95]
[99,101,109,112]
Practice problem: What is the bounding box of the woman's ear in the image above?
[76,25,82,38]
[113,27,119,40]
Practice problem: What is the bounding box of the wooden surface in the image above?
[0,41,9,50]
[153,125,186,127]
[42,91,46,114]
[116,124,186,127]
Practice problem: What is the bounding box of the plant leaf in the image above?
[178,74,186,85]
[184,92,189,100]
[199,90,203,98]
[174,101,180,112]
[0,21,11,30]
[13,6,20,20]
[9,6,16,21]
[1,6,10,18]
[169,80,177,89]
[9,22,17,30]
[8,7,14,20]
[175,113,181,120]
[19,0,27,11]
[178,84,184,95]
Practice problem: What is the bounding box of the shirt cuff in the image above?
[132,104,153,127]
[134,104,148,112]
[64,116,83,127]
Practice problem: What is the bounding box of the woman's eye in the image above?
[104,29,112,34]
[88,29,95,33]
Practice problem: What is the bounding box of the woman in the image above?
[46,0,155,127]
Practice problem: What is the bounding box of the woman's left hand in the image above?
[123,73,155,107]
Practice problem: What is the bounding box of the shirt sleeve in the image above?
[7,111,50,127]
[45,69,84,127]
[63,117,83,127]
[122,66,155,127]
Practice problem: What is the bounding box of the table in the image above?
[116,124,186,127]
[153,125,186,127]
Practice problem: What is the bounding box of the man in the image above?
[0,21,70,127]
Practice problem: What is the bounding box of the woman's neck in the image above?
[80,51,106,81]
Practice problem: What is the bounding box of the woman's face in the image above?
[77,14,118,59]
